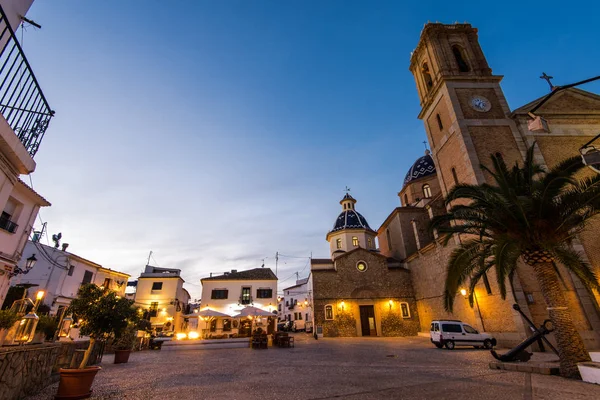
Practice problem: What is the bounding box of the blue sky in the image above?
[20,1,600,299]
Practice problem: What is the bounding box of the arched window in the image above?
[423,184,432,199]
[436,113,443,130]
[343,204,347,210]
[386,229,392,251]
[422,62,433,89]
[452,46,470,72]
[352,236,359,247]
[336,238,342,249]
[367,237,372,248]
[325,305,334,320]
[404,194,409,206]
[451,168,459,185]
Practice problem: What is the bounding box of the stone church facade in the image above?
[311,23,600,348]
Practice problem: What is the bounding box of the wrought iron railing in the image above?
[0,5,53,158]
[0,215,17,233]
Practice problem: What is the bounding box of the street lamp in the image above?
[14,311,39,344]
[58,315,73,338]
[9,253,38,278]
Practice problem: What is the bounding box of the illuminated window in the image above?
[386,229,392,251]
[452,45,470,72]
[336,238,342,249]
[223,319,231,331]
[400,302,410,318]
[367,237,372,248]
[149,302,158,317]
[356,261,368,272]
[325,305,334,320]
[422,62,433,89]
[210,319,217,332]
[436,113,443,130]
[352,237,359,247]
[423,184,432,199]
[241,287,251,304]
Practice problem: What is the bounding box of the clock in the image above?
[469,95,491,112]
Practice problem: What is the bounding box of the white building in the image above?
[280,277,312,332]
[10,240,130,315]
[0,0,55,306]
[198,268,277,336]
[132,265,190,334]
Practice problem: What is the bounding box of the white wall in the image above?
[134,276,187,331]
[281,280,312,331]
[200,279,277,316]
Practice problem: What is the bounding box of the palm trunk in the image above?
[79,337,95,369]
[531,261,591,378]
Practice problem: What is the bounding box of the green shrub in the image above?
[36,315,58,340]
[0,310,19,330]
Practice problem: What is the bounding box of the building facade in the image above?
[310,23,600,348]
[10,240,129,315]
[199,268,277,336]
[310,195,420,337]
[280,277,312,332]
[132,265,190,334]
[0,0,54,306]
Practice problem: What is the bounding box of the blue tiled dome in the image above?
[331,210,372,232]
[404,150,436,185]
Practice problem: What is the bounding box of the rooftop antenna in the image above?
[19,15,42,29]
[147,250,152,266]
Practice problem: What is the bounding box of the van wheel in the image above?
[483,339,493,349]
[434,342,443,348]
[444,340,455,350]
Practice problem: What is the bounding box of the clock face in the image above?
[470,95,491,112]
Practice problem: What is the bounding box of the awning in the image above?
[233,306,274,318]
[193,309,231,318]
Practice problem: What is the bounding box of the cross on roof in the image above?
[344,186,351,194]
[540,72,555,91]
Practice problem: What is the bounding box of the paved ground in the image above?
[27,335,600,400]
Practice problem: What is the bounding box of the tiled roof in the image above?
[404,151,436,186]
[17,179,51,206]
[331,210,373,232]
[201,268,277,282]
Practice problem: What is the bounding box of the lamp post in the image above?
[9,253,38,278]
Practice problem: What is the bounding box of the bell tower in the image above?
[409,23,527,195]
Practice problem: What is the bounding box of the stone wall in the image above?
[0,341,102,400]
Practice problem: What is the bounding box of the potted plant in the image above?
[0,309,19,346]
[55,284,136,400]
[113,323,137,364]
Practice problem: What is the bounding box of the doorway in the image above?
[359,305,377,336]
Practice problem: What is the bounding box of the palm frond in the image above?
[552,246,600,292]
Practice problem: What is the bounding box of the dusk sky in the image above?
[21,1,600,299]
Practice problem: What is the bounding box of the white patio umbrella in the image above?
[195,309,231,318]
[233,306,274,318]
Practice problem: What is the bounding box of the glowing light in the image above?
[161,308,167,313]
[175,333,187,340]
[389,300,393,309]
[166,317,173,321]
[36,291,45,300]
[460,289,467,297]
[188,331,200,339]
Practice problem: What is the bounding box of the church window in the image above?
[367,237,372,248]
[356,261,368,272]
[404,194,409,206]
[436,113,443,130]
[352,236,359,247]
[451,168,459,185]
[423,184,432,199]
[344,204,347,210]
[336,238,342,249]
[452,45,470,72]
[325,305,334,320]
[400,302,411,318]
[422,62,433,89]
[386,229,392,251]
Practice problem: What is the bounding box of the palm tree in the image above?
[431,143,600,379]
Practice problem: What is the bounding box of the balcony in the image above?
[239,296,253,306]
[0,4,53,160]
[0,215,17,233]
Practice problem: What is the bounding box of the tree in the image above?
[431,143,600,379]
[68,284,137,369]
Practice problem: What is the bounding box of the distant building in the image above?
[133,265,190,334]
[0,0,55,306]
[281,277,312,332]
[10,240,130,315]
[199,268,277,336]
[310,194,419,338]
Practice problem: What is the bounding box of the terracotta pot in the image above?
[55,366,101,400]
[113,349,131,364]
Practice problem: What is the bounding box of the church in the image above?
[310,23,600,348]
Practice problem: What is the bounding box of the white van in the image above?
[430,320,496,350]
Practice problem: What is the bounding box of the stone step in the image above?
[161,338,250,351]
[590,352,600,363]
[578,361,600,385]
